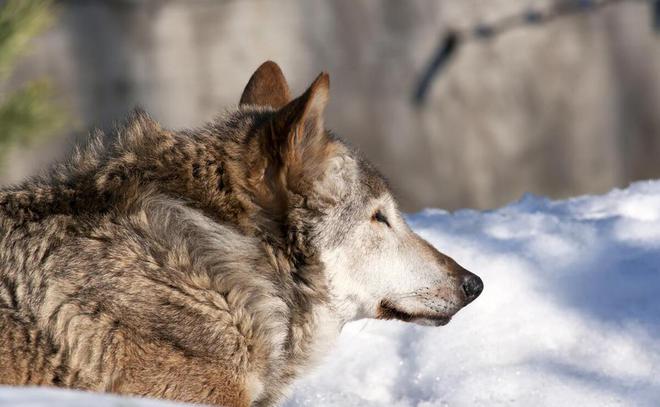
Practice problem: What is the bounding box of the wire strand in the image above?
[413,0,652,106]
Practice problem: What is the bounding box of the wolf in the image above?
[0,61,483,406]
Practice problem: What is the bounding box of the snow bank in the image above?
[0,386,188,406]
[2,181,660,406]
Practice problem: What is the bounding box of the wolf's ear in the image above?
[240,61,292,109]
[269,72,330,190]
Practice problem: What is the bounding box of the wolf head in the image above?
[238,61,483,327]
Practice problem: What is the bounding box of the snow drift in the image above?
[3,181,660,406]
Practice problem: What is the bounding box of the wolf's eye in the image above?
[372,210,391,227]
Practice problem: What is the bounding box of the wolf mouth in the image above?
[377,300,452,326]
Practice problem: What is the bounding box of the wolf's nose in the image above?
[461,274,483,302]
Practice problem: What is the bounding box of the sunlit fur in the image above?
[0,61,481,406]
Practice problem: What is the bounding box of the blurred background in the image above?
[1,0,659,211]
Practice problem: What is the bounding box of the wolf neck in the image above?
[0,107,336,308]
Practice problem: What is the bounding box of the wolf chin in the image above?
[0,61,483,406]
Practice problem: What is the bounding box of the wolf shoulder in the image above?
[0,187,285,399]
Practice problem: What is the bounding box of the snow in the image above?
[0,386,187,406]
[286,180,660,407]
[2,180,660,406]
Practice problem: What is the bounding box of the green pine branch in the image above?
[0,80,64,148]
[0,0,52,79]
[0,0,66,167]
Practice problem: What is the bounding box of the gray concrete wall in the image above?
[4,0,660,211]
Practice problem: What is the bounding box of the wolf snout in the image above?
[460,273,483,302]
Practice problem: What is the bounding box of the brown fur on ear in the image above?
[269,72,331,192]
[240,61,292,109]
[245,72,333,213]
